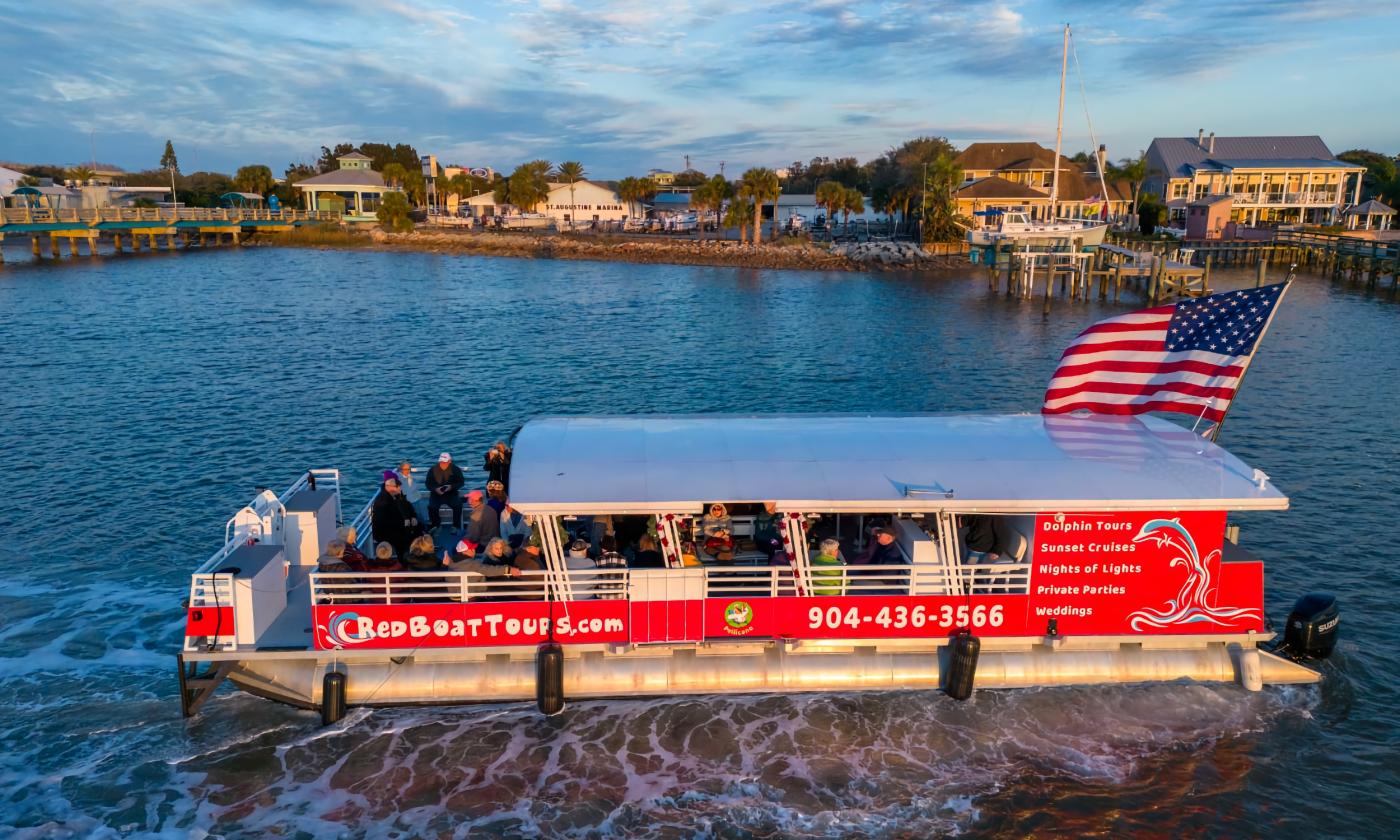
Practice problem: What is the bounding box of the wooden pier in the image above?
[980,237,1210,313]
[0,206,340,264]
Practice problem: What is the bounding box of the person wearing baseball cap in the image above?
[425,452,465,530]
[457,488,500,557]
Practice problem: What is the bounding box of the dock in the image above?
[0,206,340,263]
[978,237,1210,312]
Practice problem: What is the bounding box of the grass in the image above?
[258,224,373,248]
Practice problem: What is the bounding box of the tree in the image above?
[691,174,732,240]
[556,161,585,229]
[617,176,656,220]
[233,165,275,196]
[161,140,179,207]
[160,140,179,173]
[1113,152,1150,222]
[919,153,969,243]
[496,161,552,213]
[376,191,414,232]
[381,162,408,191]
[1338,149,1398,200]
[403,170,426,206]
[739,167,780,244]
[840,186,865,227]
[66,166,96,185]
[673,169,708,188]
[723,196,754,242]
[815,180,845,228]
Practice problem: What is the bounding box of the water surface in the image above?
[1,246,1396,837]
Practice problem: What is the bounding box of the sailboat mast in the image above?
[1049,23,1069,219]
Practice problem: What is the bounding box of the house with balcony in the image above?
[1144,132,1365,227]
[953,142,1132,225]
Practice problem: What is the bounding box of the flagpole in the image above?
[1208,271,1295,443]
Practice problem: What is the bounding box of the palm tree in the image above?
[617,176,657,223]
[840,186,865,228]
[739,167,780,245]
[381,162,408,191]
[67,166,96,185]
[1114,152,1150,223]
[920,153,969,243]
[556,161,585,229]
[692,174,732,241]
[814,181,844,232]
[723,196,754,243]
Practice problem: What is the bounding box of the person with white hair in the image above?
[811,538,846,596]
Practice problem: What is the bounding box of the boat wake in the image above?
[1127,518,1261,631]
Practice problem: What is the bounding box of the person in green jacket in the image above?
[811,538,846,596]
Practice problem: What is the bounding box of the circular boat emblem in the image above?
[724,601,753,630]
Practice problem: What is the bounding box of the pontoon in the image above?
[178,413,1334,721]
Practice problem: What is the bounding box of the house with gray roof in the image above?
[293,151,399,221]
[1145,131,1365,227]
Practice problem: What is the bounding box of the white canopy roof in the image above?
[507,414,1288,515]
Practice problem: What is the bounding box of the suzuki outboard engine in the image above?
[1278,593,1339,661]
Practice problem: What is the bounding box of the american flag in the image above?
[1042,283,1288,423]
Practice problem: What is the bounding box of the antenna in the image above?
[684,154,691,171]
[719,161,725,176]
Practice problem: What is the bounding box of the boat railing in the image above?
[307,560,1032,607]
[185,572,239,651]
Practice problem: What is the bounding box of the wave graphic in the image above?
[1127,519,1260,631]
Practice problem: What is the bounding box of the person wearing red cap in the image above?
[457,488,500,557]
[426,452,465,530]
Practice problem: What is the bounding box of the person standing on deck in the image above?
[371,472,421,560]
[484,441,511,489]
[426,452,465,530]
[396,460,423,521]
[457,489,500,557]
[499,501,532,550]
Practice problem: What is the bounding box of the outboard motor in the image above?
[1277,593,1339,661]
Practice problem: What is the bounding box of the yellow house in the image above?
[954,142,1132,224]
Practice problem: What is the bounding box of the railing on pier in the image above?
[0,206,342,226]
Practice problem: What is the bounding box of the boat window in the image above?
[954,514,1033,595]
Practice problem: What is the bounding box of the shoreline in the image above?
[250,227,970,272]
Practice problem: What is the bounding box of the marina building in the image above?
[953,142,1132,223]
[293,151,398,222]
[1144,132,1366,226]
[464,180,626,225]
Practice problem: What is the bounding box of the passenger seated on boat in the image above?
[565,540,598,598]
[499,501,532,550]
[847,527,906,594]
[481,537,515,566]
[336,526,370,571]
[426,452,465,530]
[753,502,782,560]
[632,534,666,569]
[459,490,499,557]
[318,538,351,573]
[402,534,441,572]
[510,537,545,600]
[701,503,734,562]
[372,472,422,560]
[370,541,403,572]
[486,480,507,515]
[961,515,1003,566]
[595,535,628,599]
[811,539,847,596]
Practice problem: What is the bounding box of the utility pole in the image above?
[684,154,691,171]
[719,161,725,177]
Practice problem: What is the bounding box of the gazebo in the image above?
[293,152,397,221]
[7,184,82,210]
[1343,199,1395,231]
[219,191,265,209]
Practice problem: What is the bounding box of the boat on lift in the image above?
[967,24,1109,249]
[177,413,1337,721]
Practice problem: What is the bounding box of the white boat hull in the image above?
[968,223,1107,248]
[217,634,1318,710]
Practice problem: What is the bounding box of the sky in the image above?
[2,0,1399,178]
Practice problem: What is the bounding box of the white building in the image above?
[465,180,626,225]
[0,164,23,196]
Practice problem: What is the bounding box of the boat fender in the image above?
[321,671,347,726]
[536,641,565,716]
[945,630,981,701]
[1278,593,1339,661]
